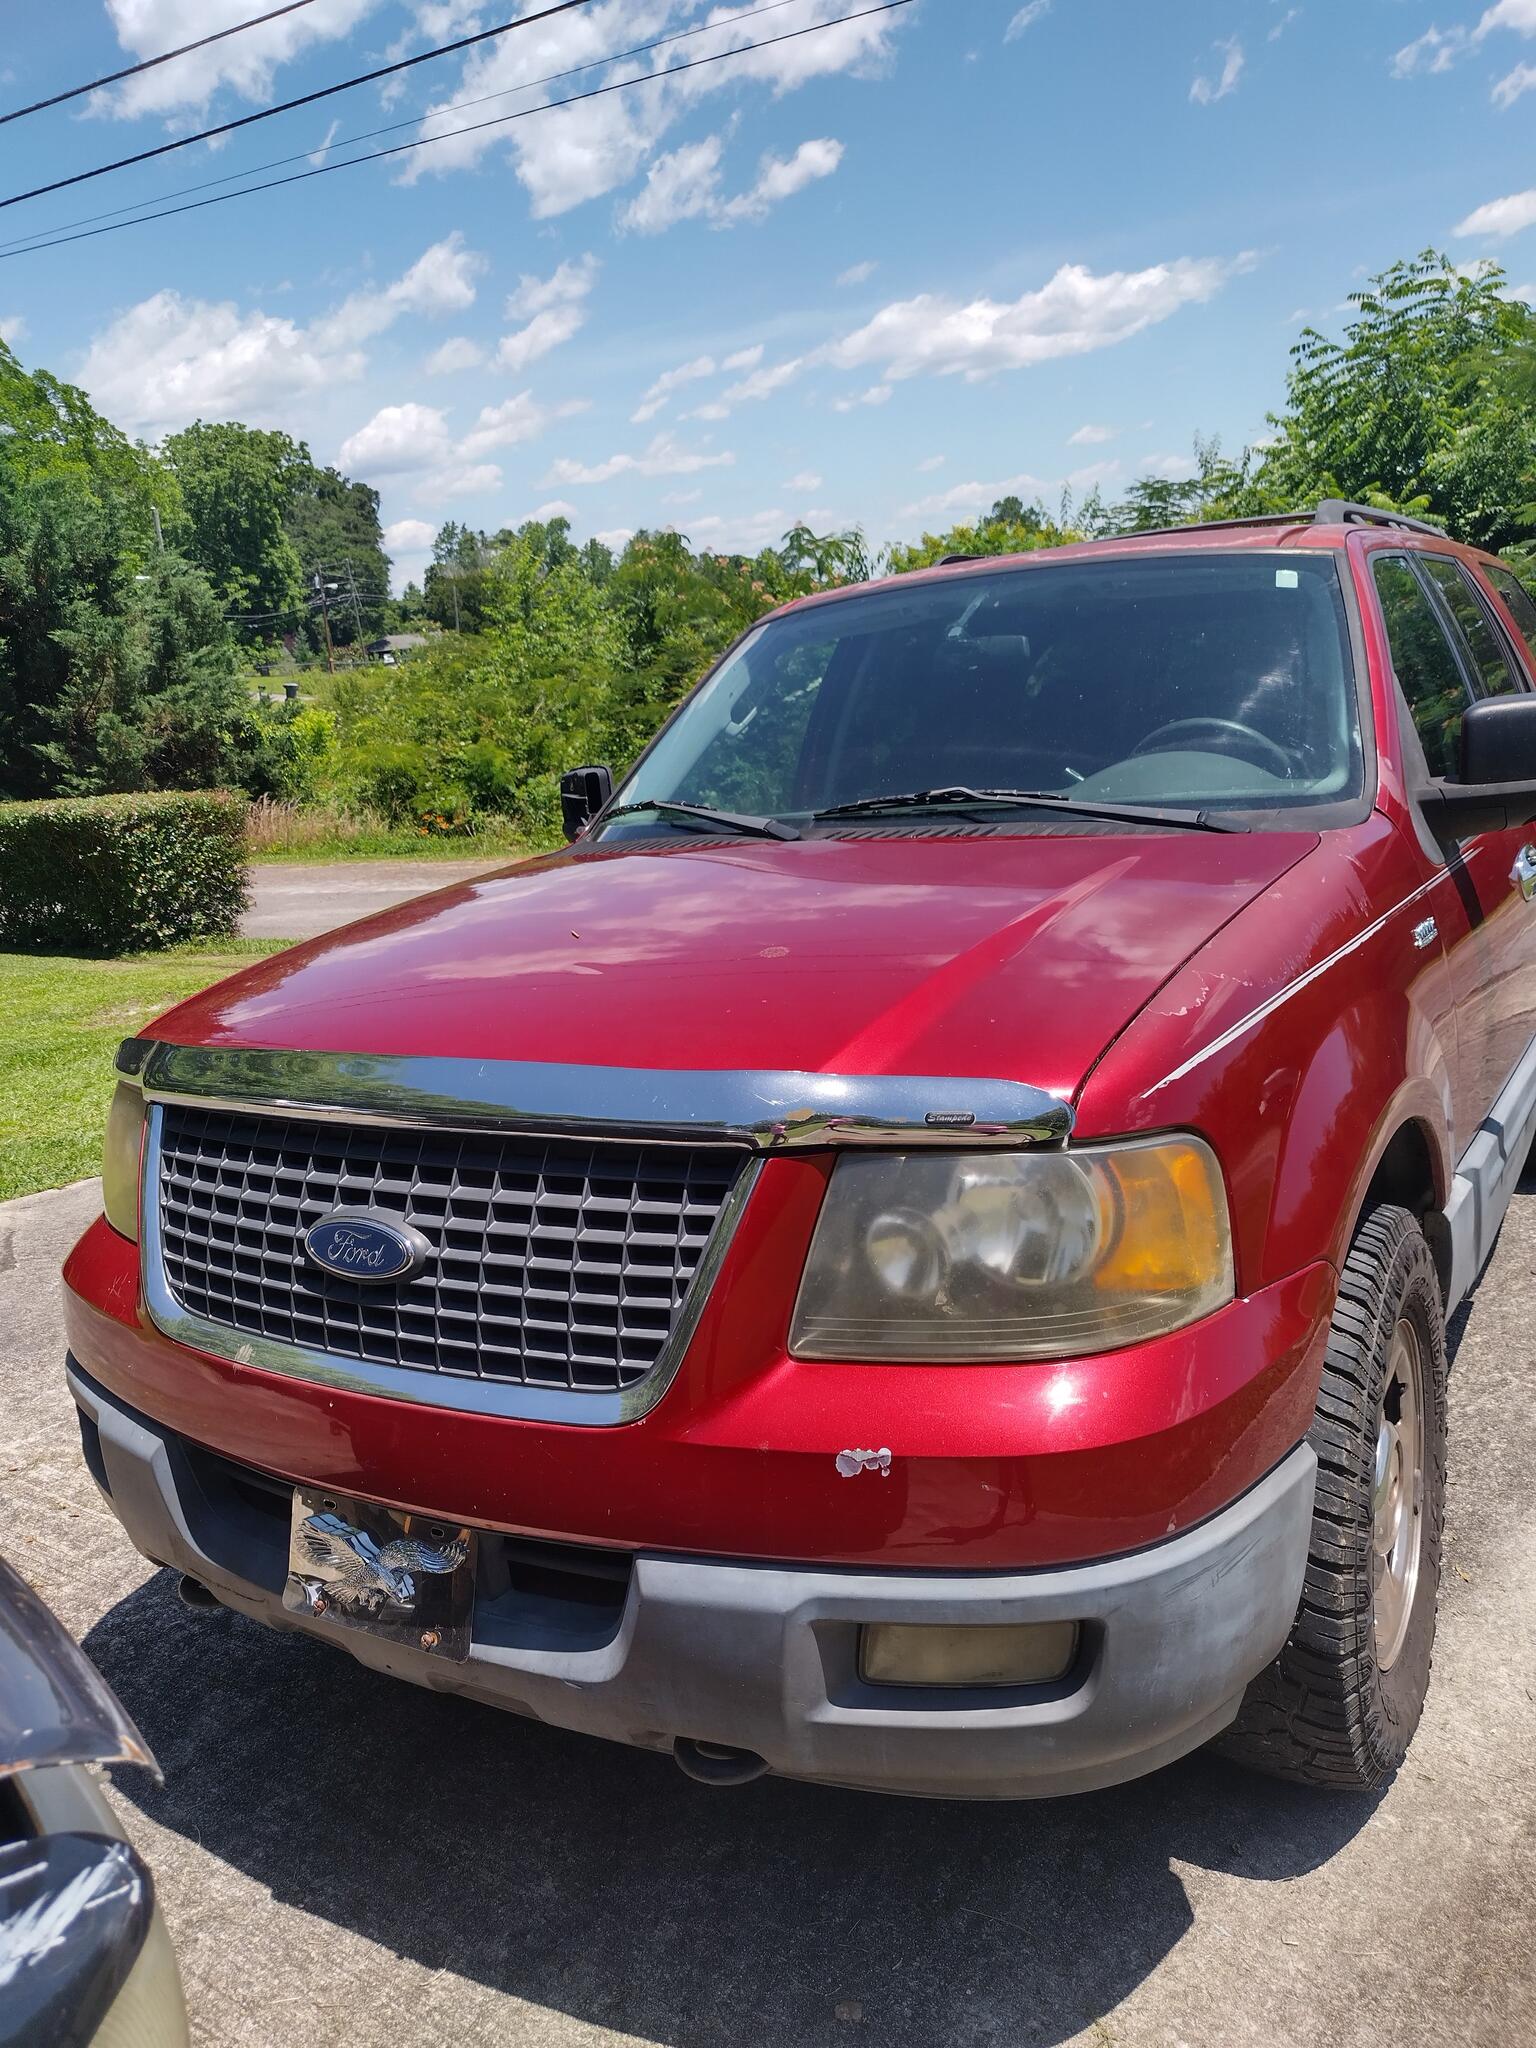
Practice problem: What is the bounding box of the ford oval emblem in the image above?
[303,1211,430,1284]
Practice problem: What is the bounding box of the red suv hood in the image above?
[154,832,1317,1099]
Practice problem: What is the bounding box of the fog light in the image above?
[860,1620,1080,1688]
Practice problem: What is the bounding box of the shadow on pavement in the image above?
[88,1574,1375,2047]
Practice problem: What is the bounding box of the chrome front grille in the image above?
[154,1103,745,1395]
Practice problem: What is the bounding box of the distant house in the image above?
[366,633,429,665]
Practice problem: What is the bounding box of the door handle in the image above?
[1513,845,1536,901]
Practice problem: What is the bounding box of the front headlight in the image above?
[789,1136,1233,1362]
[101,1082,147,1241]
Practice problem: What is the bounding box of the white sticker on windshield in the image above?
[1275,568,1300,588]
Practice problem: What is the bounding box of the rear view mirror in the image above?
[1420,697,1536,836]
[559,765,613,842]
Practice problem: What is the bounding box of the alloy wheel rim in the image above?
[1372,1317,1426,1673]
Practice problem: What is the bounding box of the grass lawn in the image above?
[0,941,291,1203]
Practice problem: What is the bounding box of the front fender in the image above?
[1072,817,1455,1297]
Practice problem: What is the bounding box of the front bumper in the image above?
[69,1361,1317,1799]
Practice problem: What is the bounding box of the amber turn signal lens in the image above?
[860,1620,1080,1688]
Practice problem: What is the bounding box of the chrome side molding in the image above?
[123,1041,1074,1151]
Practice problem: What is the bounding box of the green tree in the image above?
[0,468,251,800]
[1251,252,1536,546]
[283,466,390,647]
[162,421,310,621]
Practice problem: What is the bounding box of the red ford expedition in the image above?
[62,501,1536,1797]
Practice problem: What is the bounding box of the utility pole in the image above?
[313,571,335,675]
[151,504,165,552]
[343,560,365,644]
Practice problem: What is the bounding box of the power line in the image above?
[0,2,317,127]
[0,3,911,261]
[0,0,811,257]
[0,0,600,213]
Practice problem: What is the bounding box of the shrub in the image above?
[0,790,249,953]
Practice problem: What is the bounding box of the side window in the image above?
[1419,557,1517,698]
[1372,556,1472,779]
[1485,563,1536,675]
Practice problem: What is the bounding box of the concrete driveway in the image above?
[4,1178,1534,2048]
[240,858,511,940]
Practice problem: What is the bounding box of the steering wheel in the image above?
[1130,716,1292,779]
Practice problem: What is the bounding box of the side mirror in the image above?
[1420,697,1536,836]
[559,764,612,842]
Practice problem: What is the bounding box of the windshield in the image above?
[605,552,1361,834]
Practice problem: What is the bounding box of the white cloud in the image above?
[424,335,486,374]
[0,313,27,346]
[528,498,579,520]
[632,351,716,422]
[543,431,735,486]
[1190,37,1244,103]
[309,117,342,167]
[831,382,892,411]
[716,138,844,222]
[1493,59,1536,103]
[78,290,367,436]
[1005,1,1050,39]
[915,453,945,472]
[1268,7,1300,41]
[722,343,763,371]
[76,233,490,437]
[505,253,600,319]
[402,0,905,219]
[382,517,437,554]
[594,527,635,549]
[497,305,586,372]
[680,507,789,553]
[621,134,842,233]
[620,134,726,234]
[1480,0,1536,34]
[662,487,704,507]
[459,391,587,458]
[720,356,803,404]
[900,472,1051,522]
[313,232,485,348]
[1392,26,1467,76]
[1068,422,1117,444]
[417,460,502,502]
[826,256,1244,383]
[496,254,598,370]
[96,0,378,118]
[837,259,877,286]
[784,470,823,491]
[337,402,452,477]
[1138,450,1201,480]
[1455,188,1536,238]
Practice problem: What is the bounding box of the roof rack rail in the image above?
[1104,511,1314,543]
[1312,498,1446,537]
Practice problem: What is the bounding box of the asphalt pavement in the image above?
[240,858,510,939]
[4,1175,1534,2048]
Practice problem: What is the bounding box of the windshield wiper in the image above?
[811,786,1245,833]
[598,798,801,841]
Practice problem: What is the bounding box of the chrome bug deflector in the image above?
[119,1040,1074,1151]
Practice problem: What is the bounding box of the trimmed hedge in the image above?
[0,791,249,954]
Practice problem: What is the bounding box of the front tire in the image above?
[1221,1203,1448,1790]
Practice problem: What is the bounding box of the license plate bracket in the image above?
[281,1489,477,1661]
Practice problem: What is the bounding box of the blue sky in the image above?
[2,0,1536,590]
